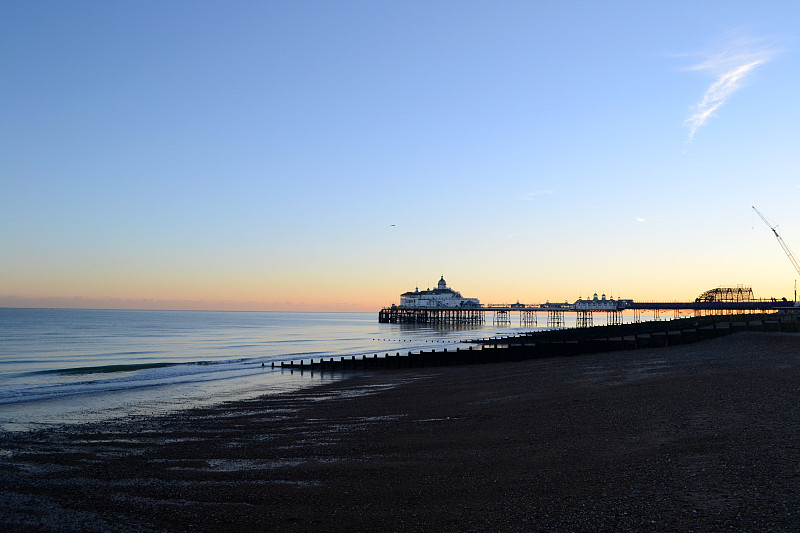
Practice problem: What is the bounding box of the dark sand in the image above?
[1,332,798,532]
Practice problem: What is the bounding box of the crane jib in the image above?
[752,206,800,278]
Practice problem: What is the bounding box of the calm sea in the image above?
[0,308,546,431]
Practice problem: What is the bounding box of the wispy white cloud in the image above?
[521,190,554,201]
[636,217,647,223]
[683,34,780,142]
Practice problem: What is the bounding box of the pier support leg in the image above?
[547,310,565,329]
[576,310,593,328]
[521,310,538,327]
[493,310,511,327]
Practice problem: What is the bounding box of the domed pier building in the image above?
[380,277,482,324]
[400,276,481,308]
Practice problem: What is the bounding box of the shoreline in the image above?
[0,367,346,433]
[0,307,548,433]
[2,332,799,531]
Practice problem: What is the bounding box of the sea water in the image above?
[0,308,549,431]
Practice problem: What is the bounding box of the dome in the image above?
[437,276,447,290]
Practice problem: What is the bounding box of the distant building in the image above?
[574,293,632,311]
[400,276,481,308]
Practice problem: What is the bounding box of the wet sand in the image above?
[2,332,799,532]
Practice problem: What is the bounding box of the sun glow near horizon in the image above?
[3,259,796,312]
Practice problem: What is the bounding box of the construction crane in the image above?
[752,206,800,302]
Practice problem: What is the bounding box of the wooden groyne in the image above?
[274,313,798,372]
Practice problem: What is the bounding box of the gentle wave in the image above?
[35,362,183,376]
[2,359,265,404]
[30,356,265,376]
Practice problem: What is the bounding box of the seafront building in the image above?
[573,293,633,311]
[400,277,480,308]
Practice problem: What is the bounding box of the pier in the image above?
[378,301,795,326]
[379,286,797,327]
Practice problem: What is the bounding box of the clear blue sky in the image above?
[2,1,800,310]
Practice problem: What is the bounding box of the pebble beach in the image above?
[2,331,798,531]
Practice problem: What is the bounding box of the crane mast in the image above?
[752,206,800,281]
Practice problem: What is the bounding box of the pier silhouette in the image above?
[379,286,795,326]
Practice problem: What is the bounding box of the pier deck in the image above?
[379,300,797,324]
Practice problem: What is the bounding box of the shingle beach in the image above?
[2,332,798,532]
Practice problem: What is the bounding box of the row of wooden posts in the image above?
[274,314,798,373]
